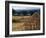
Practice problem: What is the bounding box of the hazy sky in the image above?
[12,6,40,10]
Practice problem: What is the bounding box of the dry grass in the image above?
[12,13,40,31]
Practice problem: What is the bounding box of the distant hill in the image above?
[12,9,40,16]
